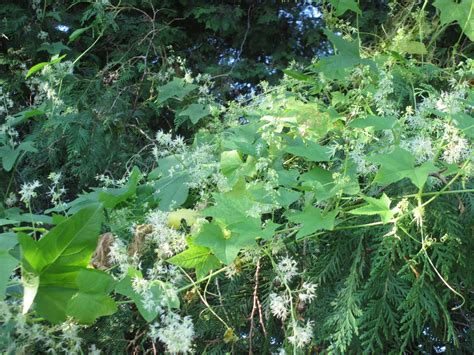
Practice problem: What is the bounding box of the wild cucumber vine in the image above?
[0,0,473,354]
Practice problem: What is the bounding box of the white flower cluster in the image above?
[373,69,398,116]
[442,124,471,164]
[0,301,84,354]
[146,210,187,259]
[153,130,186,158]
[19,180,41,208]
[0,86,14,117]
[132,277,163,314]
[108,238,137,274]
[152,130,219,191]
[276,255,298,283]
[288,321,314,348]
[298,282,317,303]
[269,292,290,320]
[246,202,274,218]
[47,172,67,207]
[0,122,19,148]
[95,173,128,187]
[147,260,183,285]
[349,142,377,174]
[26,58,73,108]
[149,312,195,354]
[4,192,17,207]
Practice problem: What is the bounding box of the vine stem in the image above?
[72,35,103,66]
[176,266,228,293]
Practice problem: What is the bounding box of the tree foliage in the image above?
[0,0,473,354]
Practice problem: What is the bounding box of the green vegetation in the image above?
[0,0,473,353]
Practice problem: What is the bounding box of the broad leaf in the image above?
[0,233,18,299]
[349,115,398,130]
[453,112,474,138]
[397,40,427,55]
[168,242,221,279]
[154,172,190,211]
[156,78,197,104]
[66,269,117,324]
[368,147,437,189]
[25,54,67,79]
[99,167,141,208]
[115,268,179,322]
[178,103,211,125]
[19,204,104,272]
[284,137,331,162]
[434,0,474,41]
[194,222,254,265]
[328,0,361,16]
[300,166,360,201]
[68,27,90,43]
[349,193,394,223]
[287,206,339,239]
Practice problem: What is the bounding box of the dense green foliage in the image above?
[1,0,473,354]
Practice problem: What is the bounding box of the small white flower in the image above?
[276,256,298,283]
[146,210,187,259]
[298,282,317,303]
[150,312,195,354]
[404,136,434,163]
[88,344,101,355]
[269,292,289,320]
[19,180,41,207]
[442,125,470,164]
[5,192,17,207]
[108,239,131,273]
[288,321,314,348]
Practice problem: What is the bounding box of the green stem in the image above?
[73,35,103,66]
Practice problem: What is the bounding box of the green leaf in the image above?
[283,69,313,81]
[202,182,263,240]
[275,188,301,208]
[259,221,283,241]
[287,206,339,239]
[349,193,394,224]
[324,29,360,58]
[168,242,221,280]
[19,204,103,273]
[314,30,375,80]
[349,115,398,130]
[154,172,190,211]
[66,269,117,324]
[300,167,360,201]
[284,137,331,162]
[25,54,66,79]
[0,233,18,300]
[220,150,242,177]
[18,206,104,321]
[34,285,75,323]
[37,42,71,55]
[453,112,474,138]
[434,0,474,41]
[328,0,362,16]
[156,78,197,104]
[68,27,90,43]
[397,40,427,55]
[99,167,141,208]
[178,103,211,125]
[368,147,437,189]
[220,151,256,185]
[67,293,116,324]
[115,268,179,322]
[194,222,254,265]
[0,141,37,172]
